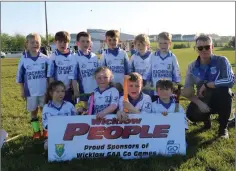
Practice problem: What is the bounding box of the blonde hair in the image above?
[25,33,41,50]
[94,66,113,79]
[134,34,150,46]
[158,32,172,41]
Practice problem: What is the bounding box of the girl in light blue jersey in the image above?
[42,81,76,150]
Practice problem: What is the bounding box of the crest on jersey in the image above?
[120,59,124,65]
[57,61,63,66]
[145,103,151,110]
[135,62,139,67]
[167,64,172,70]
[210,67,217,74]
[41,63,45,69]
[105,96,111,103]
[108,60,112,65]
[82,64,86,68]
[154,64,158,68]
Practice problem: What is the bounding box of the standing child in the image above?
[151,79,188,129]
[47,31,75,104]
[129,34,152,95]
[129,34,151,77]
[100,30,130,88]
[77,67,119,118]
[143,32,181,95]
[69,31,99,106]
[16,33,49,139]
[42,81,76,149]
[117,72,152,121]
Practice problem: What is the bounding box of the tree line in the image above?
[1,33,54,52]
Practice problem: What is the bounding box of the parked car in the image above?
[1,51,6,58]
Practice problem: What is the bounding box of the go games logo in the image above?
[165,140,180,155]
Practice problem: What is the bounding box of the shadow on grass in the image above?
[1,125,222,171]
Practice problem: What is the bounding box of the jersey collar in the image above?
[95,85,113,94]
[49,100,65,111]
[108,47,120,57]
[55,49,71,57]
[78,50,92,59]
[128,93,143,107]
[24,51,41,61]
[137,51,151,60]
[157,96,174,109]
[155,50,172,60]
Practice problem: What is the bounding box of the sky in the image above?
[1,2,235,36]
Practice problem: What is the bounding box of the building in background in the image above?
[172,34,182,41]
[49,29,135,53]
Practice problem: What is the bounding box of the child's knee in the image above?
[181,87,195,98]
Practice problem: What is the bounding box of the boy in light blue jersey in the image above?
[100,30,130,89]
[16,33,49,139]
[129,34,152,95]
[69,32,100,107]
[47,31,75,104]
[143,32,181,96]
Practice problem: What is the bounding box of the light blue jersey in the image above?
[16,52,49,97]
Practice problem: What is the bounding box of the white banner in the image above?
[48,113,186,162]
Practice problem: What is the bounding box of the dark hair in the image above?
[55,31,70,43]
[195,34,212,44]
[156,79,173,90]
[105,30,120,39]
[76,31,91,42]
[40,46,48,56]
[128,72,142,82]
[45,81,66,104]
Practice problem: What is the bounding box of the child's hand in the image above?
[162,111,168,116]
[77,107,87,115]
[96,111,106,119]
[117,111,129,121]
[123,101,133,111]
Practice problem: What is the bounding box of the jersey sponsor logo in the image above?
[58,66,73,75]
[108,66,124,74]
[27,70,46,80]
[81,68,97,78]
[95,104,110,113]
[153,70,172,78]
